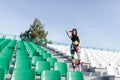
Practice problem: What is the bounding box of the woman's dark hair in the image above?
[72,28,77,36]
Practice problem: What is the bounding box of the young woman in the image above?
[66,28,81,71]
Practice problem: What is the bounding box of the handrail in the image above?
[0,33,120,52]
[0,33,20,40]
[52,41,120,53]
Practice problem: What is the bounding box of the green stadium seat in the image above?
[16,50,27,55]
[15,60,31,69]
[11,69,35,80]
[38,50,45,55]
[0,53,12,62]
[42,53,51,60]
[32,56,43,66]
[47,57,57,68]
[54,62,67,76]
[0,58,10,73]
[16,51,28,60]
[41,70,61,80]
[16,54,28,60]
[0,39,11,52]
[0,38,4,42]
[66,71,84,80]
[35,61,50,75]
[30,51,39,58]
[0,68,5,80]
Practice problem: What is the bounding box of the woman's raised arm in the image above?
[66,30,72,38]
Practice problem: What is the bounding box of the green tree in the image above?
[20,18,48,46]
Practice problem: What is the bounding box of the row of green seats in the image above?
[11,69,83,80]
[14,41,31,69]
[35,61,67,76]
[30,42,67,76]
[30,43,68,76]
[0,40,17,80]
[41,70,84,80]
[30,42,40,52]
[24,42,39,58]
[11,41,33,80]
[17,41,26,50]
[30,42,46,55]
[0,40,17,74]
[0,39,11,52]
[30,42,52,60]
[25,42,52,61]
[1,40,17,62]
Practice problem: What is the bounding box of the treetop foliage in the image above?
[20,18,48,46]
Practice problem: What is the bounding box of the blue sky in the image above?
[0,0,120,49]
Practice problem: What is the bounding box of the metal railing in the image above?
[52,41,120,53]
[0,33,120,52]
[0,33,20,40]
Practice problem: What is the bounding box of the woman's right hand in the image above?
[66,30,72,38]
[69,30,72,32]
[66,30,71,32]
[66,30,69,33]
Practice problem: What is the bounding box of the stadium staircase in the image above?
[47,44,120,80]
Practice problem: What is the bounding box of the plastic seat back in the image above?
[32,56,43,66]
[35,61,50,75]
[42,53,51,60]
[54,62,67,76]
[0,68,5,80]
[47,57,57,68]
[41,70,61,80]
[15,60,31,69]
[0,58,10,73]
[11,69,35,80]
[67,71,84,80]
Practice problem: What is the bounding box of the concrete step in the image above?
[84,76,104,80]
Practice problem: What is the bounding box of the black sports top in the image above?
[71,35,79,42]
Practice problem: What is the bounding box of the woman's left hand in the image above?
[74,41,79,45]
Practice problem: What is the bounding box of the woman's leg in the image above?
[70,44,76,71]
[76,46,81,71]
[71,50,76,71]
